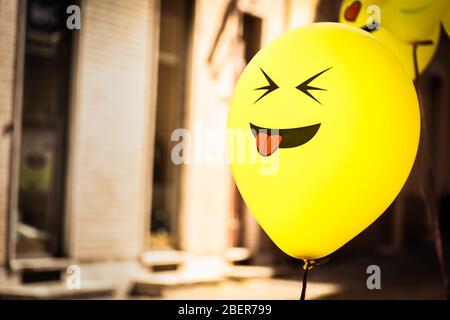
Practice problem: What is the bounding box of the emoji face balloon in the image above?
[380,0,449,42]
[339,0,448,78]
[227,23,420,260]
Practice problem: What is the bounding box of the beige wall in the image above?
[178,0,317,254]
[68,0,158,261]
[178,0,235,255]
[0,0,19,266]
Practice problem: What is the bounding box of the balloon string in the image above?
[300,260,313,301]
[412,40,433,80]
[413,42,419,80]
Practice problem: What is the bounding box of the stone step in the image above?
[141,248,252,272]
[225,265,274,280]
[224,247,251,264]
[131,271,225,297]
[132,255,273,297]
[140,250,185,272]
[0,280,114,299]
[9,258,75,284]
[10,258,74,273]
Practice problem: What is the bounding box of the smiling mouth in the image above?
[400,3,431,14]
[250,123,321,157]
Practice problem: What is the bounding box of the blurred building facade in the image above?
[0,0,159,295]
[0,0,449,298]
[0,0,320,296]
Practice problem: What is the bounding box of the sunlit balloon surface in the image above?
[227,23,420,260]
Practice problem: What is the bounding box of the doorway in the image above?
[12,0,75,259]
[150,0,195,249]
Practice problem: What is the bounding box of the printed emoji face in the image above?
[249,67,329,157]
[227,23,420,259]
[381,0,449,42]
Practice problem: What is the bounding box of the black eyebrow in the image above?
[254,68,279,103]
[296,67,332,104]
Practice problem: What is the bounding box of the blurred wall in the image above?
[178,0,243,255]
[68,0,158,261]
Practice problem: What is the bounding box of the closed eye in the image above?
[254,68,279,103]
[296,67,332,105]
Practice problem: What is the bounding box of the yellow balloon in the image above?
[339,0,447,78]
[381,0,449,42]
[227,23,420,260]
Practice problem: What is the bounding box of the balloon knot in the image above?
[302,259,315,270]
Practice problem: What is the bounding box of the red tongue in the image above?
[345,1,361,22]
[256,132,283,157]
